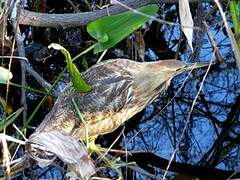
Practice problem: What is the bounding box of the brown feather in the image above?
[33,59,206,139]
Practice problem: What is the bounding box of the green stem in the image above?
[71,97,89,149]
[9,82,49,95]
[72,43,96,61]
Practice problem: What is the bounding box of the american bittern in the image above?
[25,59,210,177]
[31,59,209,137]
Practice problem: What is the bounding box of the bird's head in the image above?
[131,60,212,107]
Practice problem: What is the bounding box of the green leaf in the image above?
[48,43,91,92]
[0,107,23,132]
[0,66,13,84]
[230,0,240,34]
[87,4,159,54]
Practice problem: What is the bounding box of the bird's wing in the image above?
[73,59,136,114]
[34,59,136,136]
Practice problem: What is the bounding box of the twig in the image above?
[97,49,108,63]
[100,148,129,154]
[0,133,11,179]
[0,56,52,91]
[10,143,21,163]
[99,127,125,161]
[227,168,240,180]
[18,0,218,28]
[24,63,52,91]
[0,55,28,62]
[126,151,235,178]
[203,20,223,64]
[0,156,30,179]
[5,30,16,119]
[66,0,80,12]
[16,27,27,123]
[0,134,25,145]
[175,30,183,60]
[12,124,27,141]
[190,2,205,62]
[12,0,28,124]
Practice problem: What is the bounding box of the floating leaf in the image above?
[87,4,159,54]
[0,66,13,84]
[179,0,194,51]
[48,43,91,92]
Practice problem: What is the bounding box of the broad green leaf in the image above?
[48,43,91,92]
[0,66,13,84]
[0,107,23,132]
[87,4,159,54]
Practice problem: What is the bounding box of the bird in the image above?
[25,58,210,178]
[30,58,210,139]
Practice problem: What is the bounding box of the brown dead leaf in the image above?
[179,0,194,51]
[26,131,95,179]
[134,30,145,61]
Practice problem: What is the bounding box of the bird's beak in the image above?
[176,62,213,75]
[186,62,212,69]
